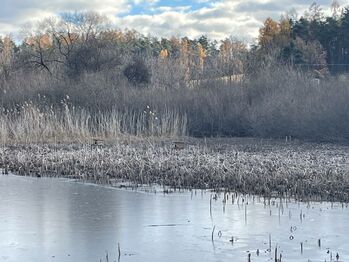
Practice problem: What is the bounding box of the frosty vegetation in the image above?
[1,139,348,201]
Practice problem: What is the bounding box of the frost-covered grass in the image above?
[1,138,348,201]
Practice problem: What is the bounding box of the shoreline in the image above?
[1,138,349,202]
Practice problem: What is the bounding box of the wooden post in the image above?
[174,141,185,150]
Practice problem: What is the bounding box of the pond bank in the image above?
[1,138,348,201]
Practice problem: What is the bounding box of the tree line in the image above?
[1,2,349,86]
[257,1,349,76]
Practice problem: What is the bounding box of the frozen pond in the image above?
[0,175,348,262]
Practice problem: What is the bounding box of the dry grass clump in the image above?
[1,138,348,202]
[0,102,187,142]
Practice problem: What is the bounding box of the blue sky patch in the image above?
[128,0,213,16]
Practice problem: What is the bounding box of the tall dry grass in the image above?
[0,101,187,143]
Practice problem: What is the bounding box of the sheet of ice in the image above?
[0,175,347,262]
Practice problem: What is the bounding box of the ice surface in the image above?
[0,175,348,262]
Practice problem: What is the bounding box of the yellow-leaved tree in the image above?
[258,17,280,49]
[180,38,190,81]
[159,49,169,59]
[196,43,206,74]
[219,38,246,79]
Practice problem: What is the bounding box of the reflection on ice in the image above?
[0,175,348,262]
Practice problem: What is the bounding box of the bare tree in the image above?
[19,12,121,77]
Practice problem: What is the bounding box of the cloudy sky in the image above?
[0,0,347,41]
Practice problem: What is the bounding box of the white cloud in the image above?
[133,0,159,5]
[116,0,349,41]
[0,0,130,37]
[1,0,349,41]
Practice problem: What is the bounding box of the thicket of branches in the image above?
[0,3,349,142]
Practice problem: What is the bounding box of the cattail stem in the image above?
[118,243,121,260]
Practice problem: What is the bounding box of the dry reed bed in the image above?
[1,139,348,201]
[0,102,187,141]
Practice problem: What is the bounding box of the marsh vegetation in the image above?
[1,138,348,202]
